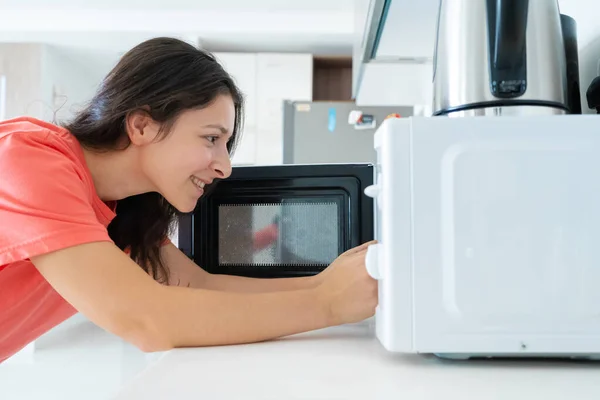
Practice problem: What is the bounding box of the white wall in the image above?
[0,44,100,123]
[0,43,45,120]
[41,45,99,123]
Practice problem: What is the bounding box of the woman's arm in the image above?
[31,240,375,351]
[30,241,333,352]
[161,242,320,292]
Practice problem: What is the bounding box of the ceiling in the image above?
[2,0,598,55]
[0,1,354,49]
[0,0,355,75]
[2,0,599,79]
[0,0,349,11]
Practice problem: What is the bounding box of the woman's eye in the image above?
[205,136,218,144]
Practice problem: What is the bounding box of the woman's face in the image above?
[137,94,235,213]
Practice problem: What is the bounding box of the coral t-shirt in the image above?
[0,117,117,363]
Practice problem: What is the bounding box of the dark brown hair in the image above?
[63,37,244,284]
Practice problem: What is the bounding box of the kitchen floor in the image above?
[0,314,163,400]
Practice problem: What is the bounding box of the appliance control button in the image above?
[364,184,380,198]
[498,80,525,95]
[366,243,382,280]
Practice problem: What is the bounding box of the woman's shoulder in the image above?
[0,116,82,161]
[0,116,70,142]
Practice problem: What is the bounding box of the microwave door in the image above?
[183,164,374,278]
[278,200,340,268]
[249,204,284,267]
[218,204,253,267]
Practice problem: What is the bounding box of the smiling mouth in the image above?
[190,176,206,191]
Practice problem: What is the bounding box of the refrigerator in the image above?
[283,101,413,164]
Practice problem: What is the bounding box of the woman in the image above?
[0,37,377,362]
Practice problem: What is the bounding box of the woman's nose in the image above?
[212,152,232,179]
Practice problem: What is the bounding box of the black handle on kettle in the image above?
[493,0,529,69]
[586,76,600,113]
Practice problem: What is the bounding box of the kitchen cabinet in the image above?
[213,53,258,166]
[256,53,312,165]
[313,57,353,101]
[355,62,433,107]
[230,129,257,166]
[212,53,258,131]
[213,52,313,165]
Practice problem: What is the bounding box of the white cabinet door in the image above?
[213,52,258,164]
[255,53,313,165]
[213,52,258,130]
[213,52,313,166]
[230,129,257,166]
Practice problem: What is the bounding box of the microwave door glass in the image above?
[217,199,342,274]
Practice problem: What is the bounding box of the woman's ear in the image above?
[125,108,160,146]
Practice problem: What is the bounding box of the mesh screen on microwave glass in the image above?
[218,202,339,267]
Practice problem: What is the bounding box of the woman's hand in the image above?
[315,241,378,325]
[312,241,376,286]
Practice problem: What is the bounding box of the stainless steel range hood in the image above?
[352,0,439,106]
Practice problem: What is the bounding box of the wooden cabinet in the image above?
[312,57,352,101]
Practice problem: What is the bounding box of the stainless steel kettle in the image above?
[432,0,568,117]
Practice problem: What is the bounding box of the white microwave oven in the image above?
[365,114,600,360]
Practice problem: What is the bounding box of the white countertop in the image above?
[2,316,600,399]
[116,320,600,400]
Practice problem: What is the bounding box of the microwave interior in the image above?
[178,164,373,278]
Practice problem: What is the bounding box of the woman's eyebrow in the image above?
[202,124,228,134]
